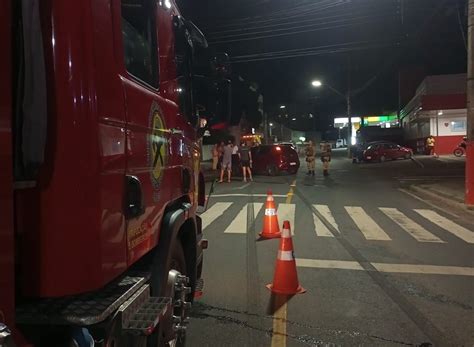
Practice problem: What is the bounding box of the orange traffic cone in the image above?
[267,221,306,295]
[259,190,281,239]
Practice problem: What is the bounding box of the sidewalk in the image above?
[403,155,473,213]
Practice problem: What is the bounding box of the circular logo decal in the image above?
[149,103,167,189]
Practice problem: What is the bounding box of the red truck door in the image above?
[115,0,177,264]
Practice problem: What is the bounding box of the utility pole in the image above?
[467,0,474,206]
[347,56,352,157]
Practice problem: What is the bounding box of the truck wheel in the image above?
[148,238,188,347]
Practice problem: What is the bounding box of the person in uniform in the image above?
[321,140,332,176]
[305,141,316,176]
[426,135,438,157]
[239,142,253,182]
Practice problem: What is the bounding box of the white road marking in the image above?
[398,188,461,219]
[414,209,474,244]
[297,258,364,271]
[212,193,287,198]
[379,208,444,243]
[312,204,339,237]
[200,202,232,230]
[277,203,295,235]
[296,258,474,276]
[371,263,474,276]
[345,206,391,241]
[224,203,263,234]
[234,182,251,190]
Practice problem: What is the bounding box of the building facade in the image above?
[400,74,467,154]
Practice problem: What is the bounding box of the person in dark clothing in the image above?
[239,142,253,182]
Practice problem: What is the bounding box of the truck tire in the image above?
[148,236,187,347]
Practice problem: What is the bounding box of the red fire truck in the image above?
[0,0,229,346]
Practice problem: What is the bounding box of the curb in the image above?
[408,185,474,216]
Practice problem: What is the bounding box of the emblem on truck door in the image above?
[148,102,168,190]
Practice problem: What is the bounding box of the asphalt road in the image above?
[188,149,474,347]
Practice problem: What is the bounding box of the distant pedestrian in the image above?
[219,141,233,183]
[321,141,332,176]
[239,142,253,182]
[426,135,438,157]
[211,143,219,170]
[232,142,240,175]
[217,141,225,169]
[305,141,316,176]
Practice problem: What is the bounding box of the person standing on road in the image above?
[219,141,233,183]
[426,135,438,158]
[239,142,253,182]
[211,143,219,170]
[231,141,240,175]
[305,141,316,176]
[217,141,225,170]
[321,140,332,176]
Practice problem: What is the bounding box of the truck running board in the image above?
[119,284,171,336]
[16,274,149,326]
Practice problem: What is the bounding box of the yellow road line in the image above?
[271,180,296,346]
[271,295,288,346]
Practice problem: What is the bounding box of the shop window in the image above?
[121,0,158,88]
[450,120,466,132]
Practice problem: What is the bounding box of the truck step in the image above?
[194,278,204,299]
[120,284,172,336]
[16,274,149,326]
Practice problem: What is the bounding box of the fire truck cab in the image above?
[0,0,229,346]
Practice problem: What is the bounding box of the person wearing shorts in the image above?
[239,142,253,182]
[219,141,233,183]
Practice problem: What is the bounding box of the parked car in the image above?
[352,141,386,163]
[363,142,413,162]
[251,144,300,175]
[336,139,346,148]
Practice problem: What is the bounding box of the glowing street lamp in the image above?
[311,80,322,87]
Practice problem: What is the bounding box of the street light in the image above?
[311,78,353,156]
[280,105,286,109]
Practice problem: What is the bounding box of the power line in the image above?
[231,42,399,63]
[207,6,397,37]
[208,12,396,42]
[209,16,393,44]
[210,0,346,29]
[207,8,396,39]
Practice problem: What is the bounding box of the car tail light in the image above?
[275,146,281,151]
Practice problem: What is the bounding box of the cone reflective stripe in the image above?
[259,190,281,239]
[267,221,305,295]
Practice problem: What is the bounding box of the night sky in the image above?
[179,0,467,131]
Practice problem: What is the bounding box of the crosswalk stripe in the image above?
[201,202,232,230]
[379,208,444,243]
[277,203,296,235]
[345,206,391,241]
[312,204,338,237]
[414,209,474,244]
[224,203,264,234]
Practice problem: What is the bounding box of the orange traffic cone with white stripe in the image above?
[266,221,306,295]
[259,190,281,239]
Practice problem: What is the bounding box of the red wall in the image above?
[421,94,467,110]
[434,135,465,155]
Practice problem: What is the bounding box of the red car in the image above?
[363,142,413,162]
[251,144,300,175]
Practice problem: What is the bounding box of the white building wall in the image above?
[429,109,467,137]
